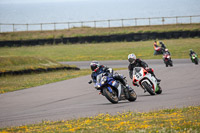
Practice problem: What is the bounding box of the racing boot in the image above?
[125,84,134,92]
[156,78,161,83]
[123,85,130,99]
[151,73,161,83]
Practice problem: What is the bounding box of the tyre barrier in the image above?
[0,30,200,47]
[0,66,80,76]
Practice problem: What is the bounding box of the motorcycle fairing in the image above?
[133,67,159,92]
[96,73,123,98]
[192,54,197,59]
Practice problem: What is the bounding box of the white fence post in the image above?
[54,23,56,31]
[26,24,28,31]
[108,20,110,28]
[149,18,151,25]
[121,19,124,27]
[135,18,137,26]
[40,24,43,31]
[68,22,70,29]
[94,21,96,28]
[162,17,165,25]
[13,24,15,32]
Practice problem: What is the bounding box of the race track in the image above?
[0,59,200,128]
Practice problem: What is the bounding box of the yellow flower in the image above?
[0,131,10,133]
[69,128,75,132]
[84,119,91,125]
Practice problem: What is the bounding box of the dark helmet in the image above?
[90,61,99,71]
[190,49,193,52]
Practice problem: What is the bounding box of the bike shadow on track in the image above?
[94,100,141,106]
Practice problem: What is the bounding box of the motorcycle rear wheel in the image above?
[103,87,119,104]
[142,81,155,95]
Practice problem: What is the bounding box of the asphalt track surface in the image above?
[0,59,200,128]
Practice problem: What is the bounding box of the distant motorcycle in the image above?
[89,72,137,104]
[163,52,173,67]
[191,53,199,65]
[132,67,162,95]
[154,43,166,55]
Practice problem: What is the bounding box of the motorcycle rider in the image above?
[189,49,197,60]
[128,53,161,84]
[163,49,171,55]
[163,49,172,66]
[153,41,160,55]
[159,41,166,49]
[153,41,166,55]
[90,61,113,83]
[89,61,133,92]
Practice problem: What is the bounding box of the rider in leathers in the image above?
[128,53,161,86]
[90,61,133,92]
[189,49,197,60]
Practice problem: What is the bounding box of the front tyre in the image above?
[103,87,119,104]
[128,89,137,102]
[142,81,155,95]
[194,58,198,65]
[156,85,162,94]
[164,60,168,67]
[169,60,173,67]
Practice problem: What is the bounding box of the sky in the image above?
[0,0,89,4]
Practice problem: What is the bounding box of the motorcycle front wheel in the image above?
[142,81,155,95]
[103,87,119,104]
[169,60,173,67]
[156,85,162,94]
[128,90,137,102]
[194,58,199,65]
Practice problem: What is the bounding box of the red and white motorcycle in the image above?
[163,52,173,67]
[132,67,162,95]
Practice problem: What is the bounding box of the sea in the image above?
[0,0,200,32]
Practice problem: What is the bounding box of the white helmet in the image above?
[128,53,136,64]
[90,61,99,71]
[165,49,168,52]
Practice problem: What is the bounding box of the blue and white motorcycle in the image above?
[89,72,137,104]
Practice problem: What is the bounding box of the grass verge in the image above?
[0,106,199,133]
[0,56,78,73]
[0,69,90,94]
[0,38,200,61]
[0,24,200,41]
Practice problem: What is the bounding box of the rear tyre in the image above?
[103,87,119,104]
[142,81,155,95]
[128,89,137,102]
